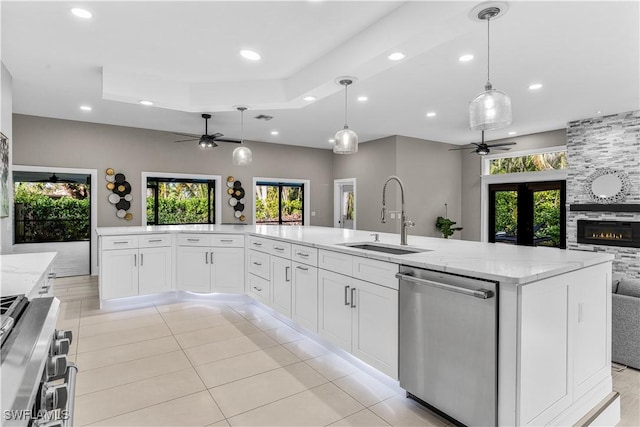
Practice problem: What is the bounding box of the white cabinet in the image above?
[292,261,318,332]
[317,269,399,378]
[271,256,292,316]
[177,234,245,294]
[100,234,172,300]
[101,248,139,299]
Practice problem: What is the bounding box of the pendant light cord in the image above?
[344,83,349,129]
[486,15,491,85]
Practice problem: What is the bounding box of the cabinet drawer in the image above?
[292,244,318,267]
[248,249,270,280]
[248,236,270,253]
[268,240,291,258]
[353,257,399,290]
[248,274,270,304]
[139,234,171,248]
[177,234,209,247]
[102,235,138,250]
[211,234,244,247]
[318,249,353,276]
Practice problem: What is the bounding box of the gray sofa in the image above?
[612,275,640,369]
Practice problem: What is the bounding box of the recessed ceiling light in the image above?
[303,96,316,101]
[80,105,92,111]
[139,100,154,106]
[387,52,405,61]
[357,96,368,102]
[508,131,517,135]
[240,50,261,61]
[458,54,474,62]
[426,112,436,118]
[71,8,92,19]
[528,83,543,90]
[328,138,335,144]
[596,110,602,114]
[271,131,279,136]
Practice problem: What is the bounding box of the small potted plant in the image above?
[435,204,463,238]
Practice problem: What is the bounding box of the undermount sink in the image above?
[340,242,431,255]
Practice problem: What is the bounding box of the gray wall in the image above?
[1,62,13,253]
[460,129,567,241]
[333,135,462,238]
[12,114,334,228]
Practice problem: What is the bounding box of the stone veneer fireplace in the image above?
[566,110,640,278]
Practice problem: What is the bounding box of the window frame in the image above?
[253,177,311,226]
[141,172,222,226]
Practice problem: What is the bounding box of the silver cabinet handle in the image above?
[114,241,128,244]
[187,238,200,242]
[134,254,137,267]
[148,239,162,243]
[350,287,356,308]
[253,242,262,246]
[296,265,309,271]
[253,286,263,292]
[285,266,291,282]
[140,253,144,266]
[395,273,495,299]
[274,246,285,251]
[47,272,57,279]
[220,239,233,243]
[210,252,214,264]
[296,252,309,258]
[205,251,209,264]
[344,285,350,306]
[253,261,262,266]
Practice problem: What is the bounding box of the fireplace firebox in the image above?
[577,220,640,248]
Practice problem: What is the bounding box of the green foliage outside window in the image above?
[14,182,90,243]
[146,181,213,225]
[255,184,303,224]
[490,151,566,175]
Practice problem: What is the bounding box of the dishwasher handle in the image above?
[396,273,494,299]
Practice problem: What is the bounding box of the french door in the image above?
[488,180,566,248]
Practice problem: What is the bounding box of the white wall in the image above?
[1,62,13,254]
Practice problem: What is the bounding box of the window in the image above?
[489,151,567,175]
[146,177,215,225]
[255,181,304,225]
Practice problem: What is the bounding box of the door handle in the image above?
[140,253,143,266]
[210,252,214,264]
[344,285,350,306]
[296,265,309,271]
[285,266,290,282]
[205,251,208,264]
[350,287,356,308]
[395,273,495,299]
[134,254,137,267]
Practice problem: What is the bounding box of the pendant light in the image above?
[469,6,512,131]
[333,78,358,154]
[232,106,252,166]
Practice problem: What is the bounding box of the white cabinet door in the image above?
[101,249,138,299]
[292,262,318,332]
[351,278,398,379]
[318,269,352,351]
[271,256,292,316]
[138,246,172,296]
[177,246,211,292]
[211,247,245,294]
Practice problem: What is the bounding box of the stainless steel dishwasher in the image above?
[397,266,498,427]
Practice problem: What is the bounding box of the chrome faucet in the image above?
[381,176,414,245]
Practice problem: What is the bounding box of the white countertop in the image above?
[96,225,614,284]
[0,252,57,297]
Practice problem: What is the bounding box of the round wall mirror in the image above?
[585,169,630,203]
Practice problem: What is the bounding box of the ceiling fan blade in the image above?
[493,147,513,151]
[448,145,475,151]
[173,132,200,138]
[213,138,242,144]
[487,142,517,148]
[174,138,199,143]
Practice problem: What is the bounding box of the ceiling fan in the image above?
[449,130,516,155]
[36,173,78,183]
[174,114,241,148]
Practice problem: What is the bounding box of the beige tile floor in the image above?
[53,276,639,427]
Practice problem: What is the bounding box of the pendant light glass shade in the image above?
[469,7,512,131]
[469,84,512,131]
[334,78,358,154]
[232,106,252,166]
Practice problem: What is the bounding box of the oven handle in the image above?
[64,362,78,427]
[396,273,494,299]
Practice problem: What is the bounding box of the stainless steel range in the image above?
[1,294,77,427]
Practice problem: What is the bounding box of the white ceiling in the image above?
[2,1,639,149]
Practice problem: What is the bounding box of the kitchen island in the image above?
[0,252,57,299]
[95,225,618,426]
